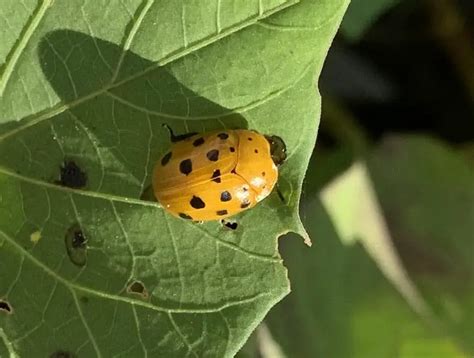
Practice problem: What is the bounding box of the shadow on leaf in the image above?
[1,29,248,198]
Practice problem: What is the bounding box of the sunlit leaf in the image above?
[0,0,349,356]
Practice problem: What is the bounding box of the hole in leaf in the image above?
[221,219,238,230]
[55,160,87,189]
[50,350,77,358]
[65,224,88,267]
[127,280,149,299]
[0,299,12,314]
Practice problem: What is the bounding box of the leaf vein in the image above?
[0,0,297,141]
[0,0,52,96]
[0,328,18,358]
[111,0,155,83]
[72,289,103,358]
[0,229,273,314]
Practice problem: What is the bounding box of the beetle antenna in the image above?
[162,124,178,142]
[162,123,197,142]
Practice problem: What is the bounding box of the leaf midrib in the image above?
[0,166,281,263]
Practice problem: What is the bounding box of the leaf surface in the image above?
[0,0,349,356]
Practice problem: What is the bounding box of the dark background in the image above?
[321,0,473,148]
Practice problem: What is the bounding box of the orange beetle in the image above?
[152,128,286,221]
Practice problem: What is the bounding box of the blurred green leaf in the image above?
[259,134,473,357]
[0,0,350,356]
[265,200,460,358]
[368,135,474,353]
[340,0,400,41]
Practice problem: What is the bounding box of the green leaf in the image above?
[259,135,473,358]
[340,0,400,41]
[368,135,474,353]
[320,161,430,318]
[262,139,472,357]
[264,201,457,358]
[0,0,349,356]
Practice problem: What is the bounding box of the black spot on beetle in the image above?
[65,224,87,267]
[190,195,206,209]
[193,137,205,147]
[220,191,232,202]
[56,160,87,189]
[179,213,193,220]
[241,201,251,209]
[218,133,229,140]
[50,350,77,358]
[211,169,221,183]
[221,219,238,230]
[231,168,237,174]
[179,159,192,175]
[230,147,235,152]
[161,152,172,166]
[216,210,228,216]
[262,171,266,176]
[0,300,12,314]
[207,149,219,161]
[248,137,253,141]
[127,280,149,299]
[254,149,259,153]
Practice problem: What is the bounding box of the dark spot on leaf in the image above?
[80,296,89,304]
[221,219,238,230]
[127,280,149,299]
[254,149,259,153]
[65,224,87,267]
[50,351,77,358]
[161,152,172,166]
[0,300,12,314]
[216,210,228,216]
[190,195,206,209]
[220,191,232,202]
[211,169,221,183]
[179,213,193,220]
[207,149,219,161]
[56,160,87,189]
[231,168,237,174]
[179,159,192,175]
[193,137,205,146]
[218,133,229,140]
[230,147,235,152]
